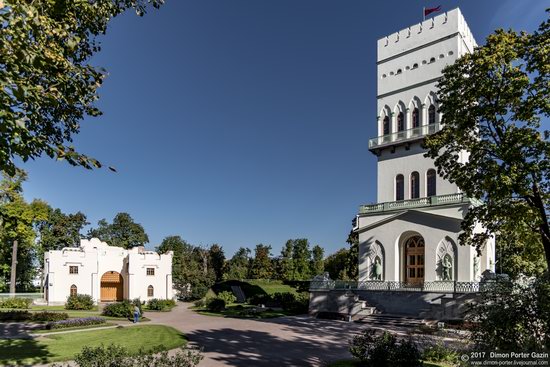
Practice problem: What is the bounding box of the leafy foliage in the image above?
[146,298,176,311]
[0,310,32,321]
[0,0,163,175]
[31,311,69,322]
[421,341,459,364]
[310,245,324,277]
[206,298,226,312]
[249,244,274,279]
[65,294,94,310]
[102,300,134,318]
[349,329,423,367]
[87,213,149,249]
[69,344,202,367]
[223,247,251,280]
[0,296,32,309]
[47,317,106,330]
[216,291,236,304]
[467,274,550,350]
[209,244,225,282]
[425,13,550,268]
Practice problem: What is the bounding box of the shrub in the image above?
[102,301,132,318]
[68,344,202,367]
[421,341,459,364]
[65,294,94,310]
[0,297,32,309]
[349,329,422,367]
[32,311,69,322]
[0,310,32,321]
[271,292,309,313]
[247,293,272,306]
[147,298,176,311]
[206,298,226,312]
[217,291,236,304]
[468,274,550,350]
[47,316,106,330]
[189,284,209,301]
[194,299,206,308]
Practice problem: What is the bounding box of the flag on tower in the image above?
[424,5,442,17]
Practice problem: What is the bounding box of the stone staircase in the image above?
[354,313,428,328]
[231,285,247,303]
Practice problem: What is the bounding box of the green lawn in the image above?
[194,304,296,319]
[0,325,186,365]
[246,280,298,295]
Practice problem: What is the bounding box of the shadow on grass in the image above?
[0,338,52,366]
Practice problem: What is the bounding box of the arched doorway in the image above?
[405,236,425,285]
[100,271,123,302]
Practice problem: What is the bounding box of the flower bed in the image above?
[46,316,106,330]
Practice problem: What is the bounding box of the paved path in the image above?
[145,303,366,367]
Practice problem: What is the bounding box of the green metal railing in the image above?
[368,123,441,149]
[359,193,481,215]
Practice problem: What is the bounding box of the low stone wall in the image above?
[309,289,479,320]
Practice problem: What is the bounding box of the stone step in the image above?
[354,314,427,328]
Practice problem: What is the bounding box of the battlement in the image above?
[377,8,476,62]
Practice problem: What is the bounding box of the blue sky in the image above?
[21,0,549,257]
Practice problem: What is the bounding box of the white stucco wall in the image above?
[44,238,173,305]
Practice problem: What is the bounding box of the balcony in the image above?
[309,280,487,294]
[359,193,481,215]
[368,123,441,151]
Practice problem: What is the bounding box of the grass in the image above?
[32,322,118,334]
[0,324,187,365]
[194,304,296,319]
[245,280,298,295]
[2,305,151,321]
[327,360,454,367]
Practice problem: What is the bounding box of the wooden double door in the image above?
[100,271,123,302]
[405,236,425,285]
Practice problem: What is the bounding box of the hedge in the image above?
[46,316,106,330]
[0,297,32,309]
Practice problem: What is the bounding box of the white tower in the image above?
[356,8,494,286]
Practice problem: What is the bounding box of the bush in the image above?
[247,293,272,306]
[68,344,202,367]
[217,291,236,304]
[0,310,32,321]
[421,341,459,364]
[0,297,32,309]
[468,274,550,350]
[65,294,94,310]
[189,284,209,301]
[349,329,422,367]
[193,299,206,308]
[147,298,176,311]
[206,298,226,312]
[47,316,106,330]
[271,292,309,313]
[102,301,133,318]
[32,311,69,322]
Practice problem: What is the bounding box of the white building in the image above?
[356,8,495,287]
[43,238,174,305]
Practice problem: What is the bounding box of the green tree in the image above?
[0,0,162,175]
[250,244,274,279]
[87,212,149,249]
[0,171,48,291]
[346,227,359,280]
[310,245,324,276]
[209,244,225,282]
[324,248,350,280]
[223,247,250,280]
[291,238,311,280]
[425,14,550,269]
[280,240,294,281]
[35,206,88,267]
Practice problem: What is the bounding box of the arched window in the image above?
[396,69,402,74]
[429,57,436,63]
[147,285,154,297]
[383,116,390,135]
[412,63,418,69]
[70,285,77,297]
[427,169,437,196]
[412,108,420,128]
[410,172,420,199]
[428,105,436,125]
[397,112,404,132]
[395,174,404,201]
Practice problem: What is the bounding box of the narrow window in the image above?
[147,285,154,297]
[412,63,418,69]
[428,105,436,125]
[69,266,78,275]
[396,69,402,74]
[411,172,420,199]
[412,108,420,128]
[397,112,404,132]
[395,174,404,201]
[70,285,77,297]
[429,57,436,63]
[383,116,390,135]
[146,267,155,276]
[427,169,437,196]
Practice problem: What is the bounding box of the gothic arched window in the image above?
[395,174,404,201]
[383,116,390,135]
[410,172,420,199]
[70,285,77,297]
[397,112,405,131]
[427,169,437,197]
[428,104,436,125]
[147,285,154,297]
[412,108,420,128]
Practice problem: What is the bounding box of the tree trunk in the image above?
[9,239,18,294]
[532,183,550,269]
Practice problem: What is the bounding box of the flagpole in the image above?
[423,7,425,21]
